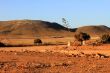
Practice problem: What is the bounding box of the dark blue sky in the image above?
[0,0,110,27]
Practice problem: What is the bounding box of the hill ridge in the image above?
[0,20,73,37]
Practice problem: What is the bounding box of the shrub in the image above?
[34,39,42,45]
[100,34,110,43]
[74,32,90,45]
[0,42,6,47]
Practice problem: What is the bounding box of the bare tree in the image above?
[62,18,70,31]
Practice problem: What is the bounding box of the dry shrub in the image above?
[99,34,110,44]
[34,39,42,45]
[0,42,6,47]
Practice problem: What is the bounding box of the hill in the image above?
[76,25,110,36]
[0,20,74,37]
[0,20,110,38]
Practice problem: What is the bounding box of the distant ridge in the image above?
[0,20,110,37]
[76,25,110,36]
[0,20,74,37]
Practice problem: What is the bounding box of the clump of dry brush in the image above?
[34,38,42,46]
[100,34,110,44]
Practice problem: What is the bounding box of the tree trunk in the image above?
[81,41,85,45]
[82,41,85,45]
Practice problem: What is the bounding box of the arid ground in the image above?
[0,40,110,73]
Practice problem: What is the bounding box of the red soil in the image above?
[0,44,110,73]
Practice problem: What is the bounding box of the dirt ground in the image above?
[0,44,110,73]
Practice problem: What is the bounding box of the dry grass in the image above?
[0,37,74,46]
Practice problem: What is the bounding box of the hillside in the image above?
[0,20,110,38]
[0,20,74,37]
[76,25,110,36]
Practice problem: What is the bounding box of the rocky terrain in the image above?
[0,45,110,73]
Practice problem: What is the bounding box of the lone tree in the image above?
[34,39,42,45]
[62,18,70,31]
[74,32,90,45]
[100,34,110,43]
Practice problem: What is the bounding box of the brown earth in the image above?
[0,20,110,38]
[76,25,110,36]
[0,20,74,37]
[0,44,110,73]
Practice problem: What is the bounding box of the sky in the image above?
[0,0,110,28]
